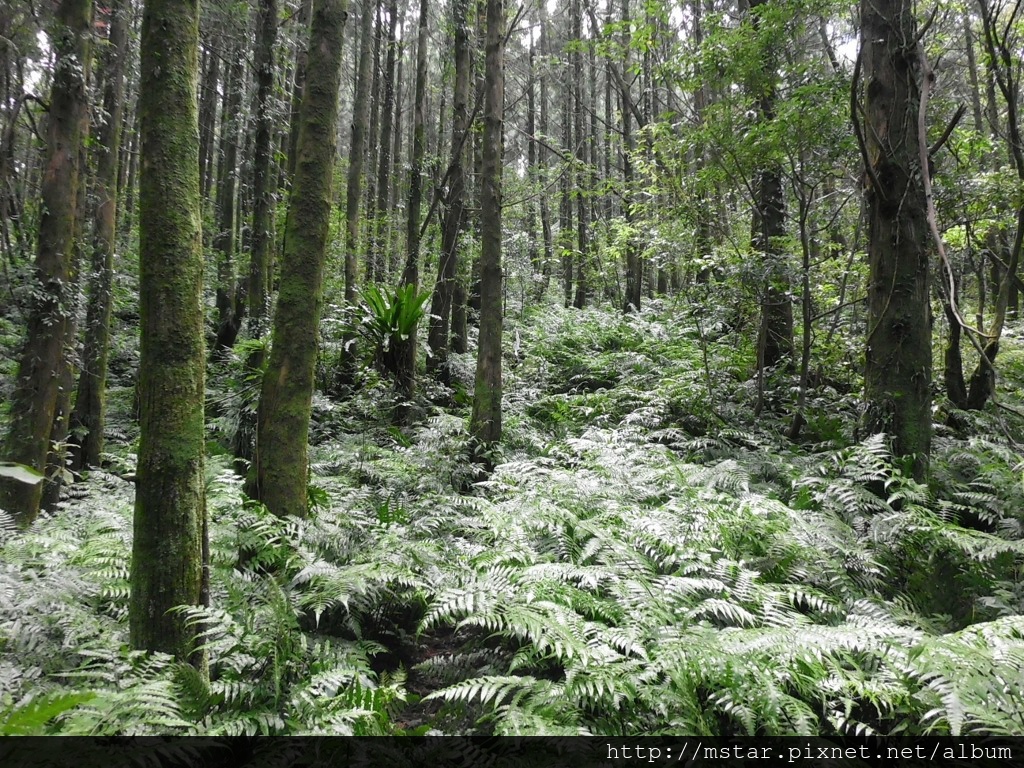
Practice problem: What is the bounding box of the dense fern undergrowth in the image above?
[3,301,1024,737]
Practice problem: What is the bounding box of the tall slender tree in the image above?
[0,0,92,523]
[70,0,129,471]
[427,0,471,377]
[469,0,504,450]
[858,0,931,479]
[394,0,429,399]
[130,0,207,669]
[749,0,792,375]
[247,0,348,518]
[248,0,278,348]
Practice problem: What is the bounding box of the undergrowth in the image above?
[2,303,1023,737]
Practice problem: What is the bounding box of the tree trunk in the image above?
[286,0,314,184]
[571,0,589,310]
[859,0,931,479]
[248,0,278,345]
[0,0,92,524]
[130,0,207,670]
[620,0,640,313]
[198,47,219,201]
[234,0,279,464]
[426,0,470,378]
[537,4,553,299]
[70,0,129,471]
[246,0,348,518]
[213,49,245,356]
[335,0,375,393]
[749,0,792,373]
[469,0,503,452]
[394,0,429,401]
[964,0,1024,412]
[368,0,399,284]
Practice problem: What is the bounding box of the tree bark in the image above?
[246,0,348,518]
[130,0,207,670]
[334,0,375,393]
[0,0,92,524]
[70,0,129,471]
[368,0,399,284]
[394,0,429,401]
[859,0,931,479]
[248,0,278,345]
[426,0,471,377]
[749,0,792,373]
[212,49,245,355]
[469,0,503,451]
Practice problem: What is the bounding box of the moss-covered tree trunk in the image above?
[248,0,278,347]
[130,0,207,669]
[859,0,931,479]
[0,0,92,524]
[247,0,347,518]
[70,0,128,472]
[468,0,503,451]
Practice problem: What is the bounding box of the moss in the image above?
[129,0,207,670]
[249,0,348,519]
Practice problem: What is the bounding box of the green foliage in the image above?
[3,304,1023,739]
[354,283,430,373]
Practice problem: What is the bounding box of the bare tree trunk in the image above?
[213,49,245,355]
[859,0,931,479]
[469,0,503,451]
[571,0,589,309]
[368,0,399,284]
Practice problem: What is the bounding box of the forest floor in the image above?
[3,300,1024,737]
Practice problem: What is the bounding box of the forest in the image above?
[1,0,1024,741]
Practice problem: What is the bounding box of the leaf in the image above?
[1,692,97,735]
[0,462,44,485]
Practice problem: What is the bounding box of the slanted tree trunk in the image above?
[130,0,207,671]
[469,0,503,451]
[246,0,347,518]
[0,0,92,524]
[70,0,129,472]
[859,0,931,479]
